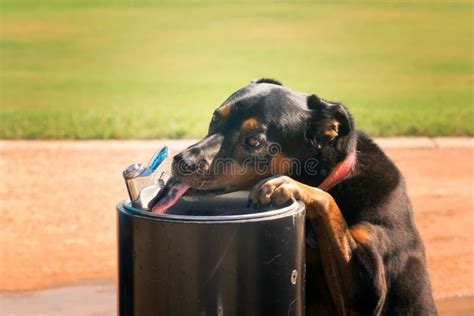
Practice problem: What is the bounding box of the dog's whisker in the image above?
[198,179,207,189]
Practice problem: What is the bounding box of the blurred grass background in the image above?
[0,0,472,139]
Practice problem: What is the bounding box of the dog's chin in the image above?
[181,187,232,200]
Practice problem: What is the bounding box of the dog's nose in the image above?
[173,153,196,174]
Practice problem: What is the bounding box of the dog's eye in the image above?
[245,136,260,148]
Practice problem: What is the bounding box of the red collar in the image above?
[318,151,356,191]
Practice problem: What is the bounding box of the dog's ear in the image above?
[252,78,283,86]
[305,94,355,152]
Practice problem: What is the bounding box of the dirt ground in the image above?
[0,139,473,312]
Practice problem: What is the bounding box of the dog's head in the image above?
[173,78,356,197]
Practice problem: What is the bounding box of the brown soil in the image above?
[0,140,472,304]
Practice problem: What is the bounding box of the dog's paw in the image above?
[248,176,333,218]
[248,176,304,208]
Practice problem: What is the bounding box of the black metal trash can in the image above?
[117,192,306,316]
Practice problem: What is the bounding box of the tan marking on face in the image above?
[270,153,292,175]
[318,118,340,138]
[241,117,258,130]
[206,161,262,190]
[218,103,232,118]
[350,225,371,245]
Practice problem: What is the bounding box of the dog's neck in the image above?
[318,151,356,191]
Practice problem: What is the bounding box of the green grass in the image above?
[0,0,472,139]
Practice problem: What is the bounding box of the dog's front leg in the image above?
[249,176,386,316]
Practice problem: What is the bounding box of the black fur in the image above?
[254,77,283,86]
[325,132,436,314]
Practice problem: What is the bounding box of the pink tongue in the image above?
[151,182,190,214]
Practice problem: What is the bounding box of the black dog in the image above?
[170,79,437,315]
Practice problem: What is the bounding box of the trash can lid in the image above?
[118,191,305,223]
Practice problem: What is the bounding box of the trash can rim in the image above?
[117,198,305,224]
